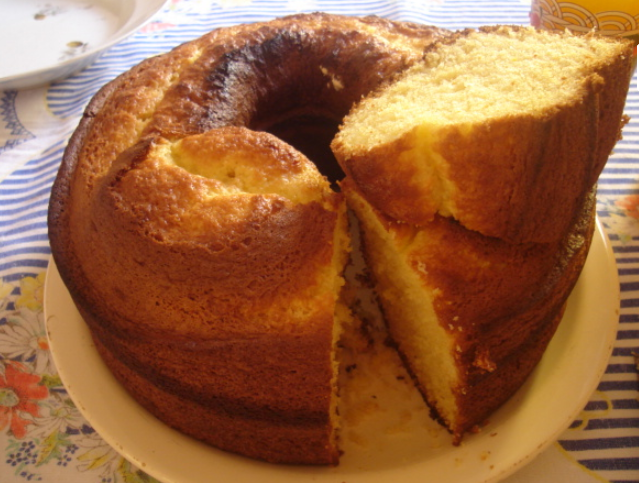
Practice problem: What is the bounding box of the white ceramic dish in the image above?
[0,0,168,91]
[44,219,620,483]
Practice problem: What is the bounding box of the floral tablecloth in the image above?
[0,0,637,482]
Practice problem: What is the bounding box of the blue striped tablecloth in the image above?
[0,1,637,482]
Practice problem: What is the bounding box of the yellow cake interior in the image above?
[336,27,624,150]
[342,183,460,431]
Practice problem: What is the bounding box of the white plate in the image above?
[0,0,167,91]
[44,219,620,483]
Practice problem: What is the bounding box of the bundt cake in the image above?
[47,13,633,466]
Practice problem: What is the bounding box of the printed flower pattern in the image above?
[0,362,47,439]
[599,196,639,244]
[614,195,639,219]
[16,273,45,313]
[0,90,36,153]
[0,310,55,375]
[0,273,159,482]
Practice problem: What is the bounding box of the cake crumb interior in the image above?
[339,27,622,150]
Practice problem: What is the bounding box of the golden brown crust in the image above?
[91,335,337,465]
[141,13,449,140]
[48,13,446,465]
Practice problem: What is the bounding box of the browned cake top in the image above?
[49,13,447,340]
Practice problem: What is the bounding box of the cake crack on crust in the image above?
[48,12,633,466]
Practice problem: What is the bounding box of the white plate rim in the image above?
[44,218,620,483]
[0,0,169,90]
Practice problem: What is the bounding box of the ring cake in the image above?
[48,13,634,465]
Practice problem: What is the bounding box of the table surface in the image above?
[0,1,637,482]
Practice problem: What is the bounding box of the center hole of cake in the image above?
[259,114,345,190]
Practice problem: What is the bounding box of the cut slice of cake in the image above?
[332,25,634,243]
[342,178,596,442]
